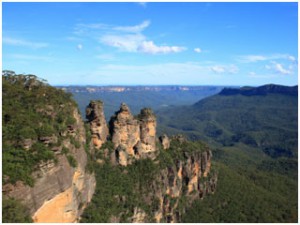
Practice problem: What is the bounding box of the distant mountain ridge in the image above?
[219,84,298,96]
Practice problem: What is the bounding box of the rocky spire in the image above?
[86,100,108,149]
[109,103,140,156]
[137,108,157,154]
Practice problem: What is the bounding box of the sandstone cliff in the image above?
[139,138,217,223]
[3,108,96,223]
[3,71,217,224]
[84,101,218,223]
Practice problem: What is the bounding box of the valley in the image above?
[2,72,298,223]
[72,83,298,222]
[3,2,297,223]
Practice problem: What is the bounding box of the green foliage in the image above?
[182,162,298,223]
[2,198,33,223]
[156,89,298,222]
[61,146,69,155]
[157,146,174,169]
[65,116,76,125]
[157,93,298,158]
[2,146,35,186]
[100,140,114,151]
[80,163,137,222]
[67,155,78,168]
[2,71,78,185]
[3,142,56,186]
[18,127,37,140]
[70,136,81,149]
[36,125,55,137]
[128,159,159,192]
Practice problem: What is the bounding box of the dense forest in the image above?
[157,85,298,222]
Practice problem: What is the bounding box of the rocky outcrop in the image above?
[151,149,217,223]
[84,101,219,223]
[3,108,96,222]
[108,103,158,165]
[131,207,147,223]
[137,108,157,156]
[86,100,108,149]
[159,134,170,150]
[110,103,140,156]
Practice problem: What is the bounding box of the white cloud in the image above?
[288,55,296,62]
[265,61,293,75]
[273,63,292,75]
[238,54,297,63]
[238,55,267,63]
[194,48,202,53]
[74,20,186,55]
[113,20,150,33]
[210,64,238,74]
[210,65,225,73]
[3,37,48,48]
[265,65,271,70]
[138,41,186,54]
[101,34,146,52]
[77,44,83,50]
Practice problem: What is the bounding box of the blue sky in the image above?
[2,2,298,86]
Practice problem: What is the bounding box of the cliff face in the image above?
[3,108,96,223]
[3,74,217,223]
[142,139,217,223]
[85,102,218,223]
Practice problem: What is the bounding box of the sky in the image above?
[2,2,298,86]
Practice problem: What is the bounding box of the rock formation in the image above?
[159,134,170,150]
[110,103,140,156]
[3,108,96,223]
[3,73,218,223]
[108,103,158,165]
[137,108,157,155]
[86,100,108,149]
[145,148,217,223]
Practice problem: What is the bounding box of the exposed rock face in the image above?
[86,100,108,149]
[159,134,170,150]
[131,207,147,223]
[110,103,140,156]
[139,108,156,154]
[152,150,217,223]
[86,101,218,222]
[3,109,96,223]
[108,103,158,165]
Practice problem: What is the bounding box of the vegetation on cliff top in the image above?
[2,71,78,186]
[80,139,212,223]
